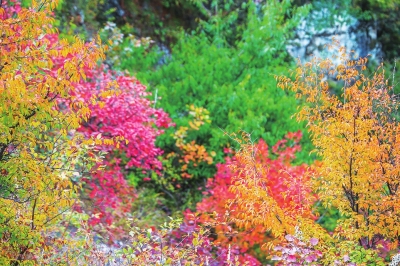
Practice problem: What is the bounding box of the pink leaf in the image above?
[287,255,297,262]
[305,254,317,263]
[285,234,295,242]
[309,238,319,246]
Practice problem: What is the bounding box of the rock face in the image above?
[287,8,382,63]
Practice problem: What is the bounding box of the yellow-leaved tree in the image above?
[275,40,400,263]
[0,0,108,264]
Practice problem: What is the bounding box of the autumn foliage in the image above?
[71,64,172,230]
[4,0,400,264]
[0,0,171,262]
[0,0,106,262]
[226,131,316,240]
[276,40,400,263]
[190,131,316,263]
[190,40,400,264]
[168,105,214,179]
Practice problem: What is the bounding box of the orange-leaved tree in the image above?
[0,0,107,263]
[222,131,317,254]
[189,131,316,264]
[276,40,400,262]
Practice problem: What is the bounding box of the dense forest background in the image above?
[2,0,400,265]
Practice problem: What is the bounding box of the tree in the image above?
[0,0,106,263]
[277,40,398,263]
[189,131,316,263]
